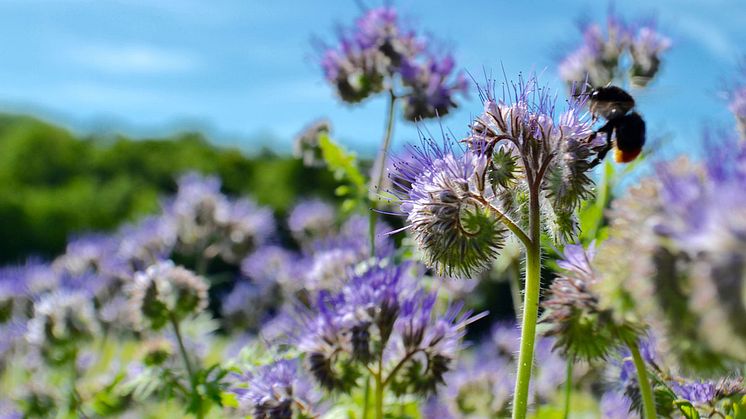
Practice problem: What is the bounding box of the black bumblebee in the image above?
[584,85,646,167]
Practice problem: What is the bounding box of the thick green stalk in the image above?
[628,341,657,419]
[368,90,397,257]
[512,187,542,419]
[562,357,574,419]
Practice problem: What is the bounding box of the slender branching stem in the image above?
[628,340,657,419]
[369,89,398,257]
[470,194,531,247]
[512,185,542,419]
[563,357,574,419]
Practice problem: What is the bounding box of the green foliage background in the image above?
[0,114,338,264]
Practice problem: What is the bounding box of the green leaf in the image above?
[220,392,239,409]
[319,133,366,189]
[674,400,700,419]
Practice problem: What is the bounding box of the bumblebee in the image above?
[585,85,646,167]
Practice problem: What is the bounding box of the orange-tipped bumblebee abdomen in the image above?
[614,147,642,163]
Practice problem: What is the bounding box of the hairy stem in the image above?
[629,340,657,419]
[512,186,542,419]
[563,357,574,419]
[369,89,397,257]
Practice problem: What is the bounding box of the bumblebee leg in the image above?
[588,122,615,168]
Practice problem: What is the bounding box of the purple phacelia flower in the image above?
[299,263,485,396]
[399,53,469,121]
[600,391,638,419]
[670,380,717,405]
[233,359,320,418]
[287,199,336,246]
[629,22,672,87]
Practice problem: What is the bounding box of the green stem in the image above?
[562,357,574,419]
[628,340,657,419]
[171,314,196,383]
[368,89,397,257]
[362,377,370,419]
[509,259,523,319]
[374,352,385,419]
[512,187,542,419]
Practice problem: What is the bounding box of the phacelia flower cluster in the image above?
[595,139,746,371]
[232,359,320,418]
[390,74,599,276]
[320,6,466,120]
[299,263,484,396]
[559,12,670,88]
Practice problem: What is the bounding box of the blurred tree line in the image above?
[0,114,338,264]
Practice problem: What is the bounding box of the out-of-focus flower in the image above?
[439,353,513,418]
[399,54,468,121]
[232,359,320,418]
[600,391,638,419]
[287,199,337,245]
[628,23,672,87]
[207,197,275,263]
[241,245,304,294]
[559,13,631,87]
[127,261,208,330]
[139,337,174,367]
[26,291,98,365]
[116,216,177,271]
[542,243,641,361]
[293,119,331,168]
[164,173,275,265]
[595,142,746,371]
[558,13,670,88]
[221,280,277,331]
[319,6,466,119]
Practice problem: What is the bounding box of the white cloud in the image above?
[71,43,200,75]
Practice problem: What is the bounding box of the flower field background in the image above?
[1,2,746,419]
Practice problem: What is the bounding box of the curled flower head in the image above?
[233,359,320,419]
[26,291,98,365]
[542,243,641,361]
[391,137,506,276]
[127,260,208,330]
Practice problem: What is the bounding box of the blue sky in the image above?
[0,0,744,157]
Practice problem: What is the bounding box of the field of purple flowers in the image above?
[2,4,746,419]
